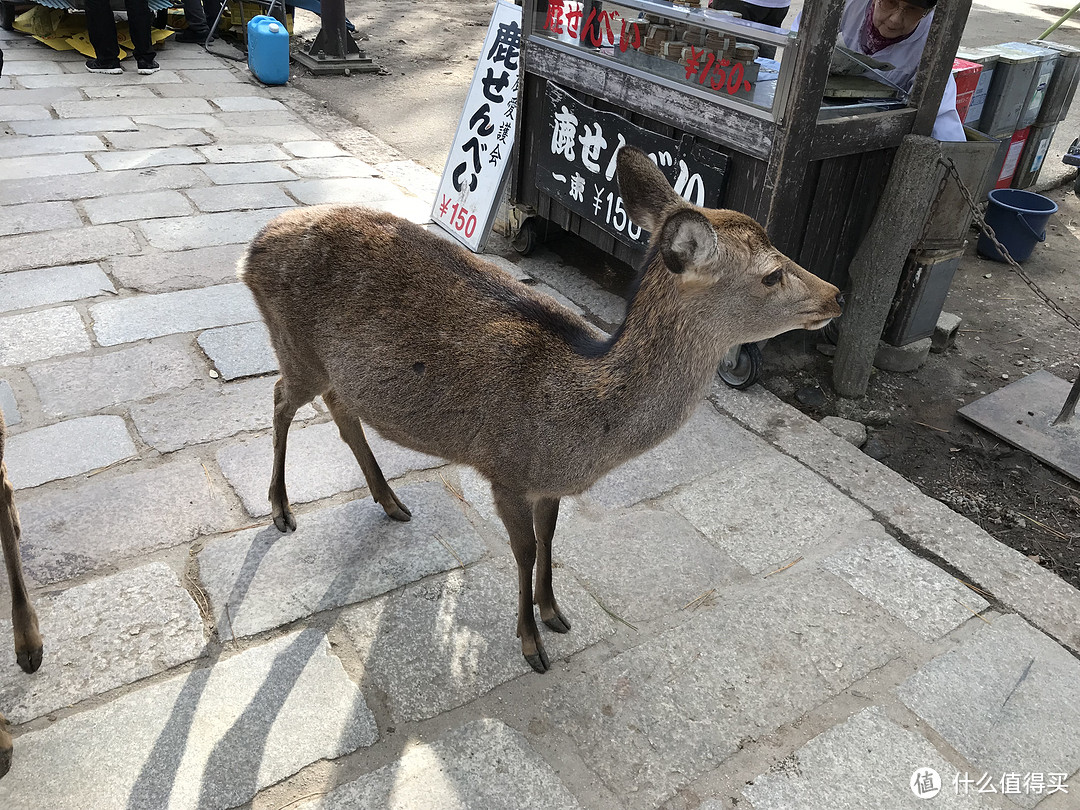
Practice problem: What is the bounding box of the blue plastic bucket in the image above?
[247,15,290,86]
[976,188,1058,263]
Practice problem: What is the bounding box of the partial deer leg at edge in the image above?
[1,711,12,779]
[534,496,570,634]
[1,464,42,674]
[493,486,549,673]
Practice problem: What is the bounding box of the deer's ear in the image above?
[616,146,682,234]
[659,210,719,276]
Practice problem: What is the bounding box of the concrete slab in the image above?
[198,482,487,640]
[0,306,90,368]
[89,283,259,346]
[543,568,915,810]
[338,555,614,722]
[743,706,995,809]
[129,376,316,452]
[0,200,82,237]
[0,563,206,724]
[822,533,990,641]
[553,506,749,623]
[0,224,140,273]
[898,614,1080,808]
[196,321,277,380]
[3,415,136,490]
[27,337,204,418]
[215,419,445,516]
[15,457,239,586]
[0,380,19,425]
[584,404,774,509]
[668,452,874,573]
[82,190,195,225]
[293,719,583,810]
[138,207,292,250]
[109,244,247,294]
[0,264,114,314]
[0,630,377,810]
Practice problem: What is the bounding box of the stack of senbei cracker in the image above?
[639,22,676,55]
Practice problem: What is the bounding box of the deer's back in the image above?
[241,206,613,487]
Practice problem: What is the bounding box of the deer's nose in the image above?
[835,292,845,310]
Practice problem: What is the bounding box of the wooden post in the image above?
[909,0,973,135]
[832,135,943,398]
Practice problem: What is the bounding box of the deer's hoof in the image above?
[272,508,296,533]
[16,645,42,674]
[543,611,572,634]
[524,647,550,673]
[385,503,411,522]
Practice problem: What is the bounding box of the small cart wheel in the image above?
[1074,172,1080,196]
[0,1,17,30]
[718,342,762,389]
[511,217,539,256]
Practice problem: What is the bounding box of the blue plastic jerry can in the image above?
[247,15,290,85]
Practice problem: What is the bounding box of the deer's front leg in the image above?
[493,486,548,673]
[1,465,42,674]
[534,496,570,634]
[1,710,12,779]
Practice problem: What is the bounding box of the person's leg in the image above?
[124,0,156,63]
[84,0,122,65]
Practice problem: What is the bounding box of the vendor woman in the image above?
[799,0,967,141]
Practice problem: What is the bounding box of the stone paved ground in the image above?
[2,26,1080,810]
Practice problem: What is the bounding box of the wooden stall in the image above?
[510,0,973,294]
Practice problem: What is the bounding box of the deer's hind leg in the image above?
[269,376,321,532]
[323,389,411,522]
[493,486,549,673]
[1,710,11,778]
[534,496,570,634]
[1,461,42,675]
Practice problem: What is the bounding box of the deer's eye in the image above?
[762,268,783,287]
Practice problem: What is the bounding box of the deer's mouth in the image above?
[804,316,836,331]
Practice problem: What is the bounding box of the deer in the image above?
[239,146,842,673]
[1,409,43,778]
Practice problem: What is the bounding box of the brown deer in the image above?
[240,146,842,673]
[1,409,43,778]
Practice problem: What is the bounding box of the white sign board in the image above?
[431,0,522,252]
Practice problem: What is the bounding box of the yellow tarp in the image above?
[13,5,172,59]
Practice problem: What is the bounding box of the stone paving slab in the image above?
[543,568,916,810]
[283,177,406,206]
[0,629,377,810]
[0,224,140,273]
[0,201,83,237]
[339,555,614,723]
[0,105,50,121]
[0,306,90,368]
[668,452,875,574]
[195,143,289,163]
[89,282,259,345]
[83,189,195,225]
[0,563,206,724]
[554,506,749,623]
[198,482,486,640]
[0,264,114,313]
[108,244,246,294]
[1,164,208,207]
[15,457,239,586]
[822,533,990,642]
[285,156,379,179]
[199,161,298,184]
[196,320,276,380]
[105,128,214,150]
[898,614,1080,808]
[9,116,137,135]
[4,415,136,490]
[215,419,445,516]
[743,706,995,810]
[583,404,774,510]
[130,376,316,452]
[138,207,293,250]
[0,379,19,425]
[0,153,96,182]
[28,337,204,418]
[0,134,104,160]
[294,719,584,810]
[13,72,181,89]
[185,182,294,213]
[283,140,350,158]
[212,96,288,111]
[54,97,214,118]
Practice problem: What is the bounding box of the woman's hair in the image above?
[906,0,937,7]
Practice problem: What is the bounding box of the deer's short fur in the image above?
[0,410,43,778]
[240,146,842,672]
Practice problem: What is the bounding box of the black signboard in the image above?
[536,83,729,249]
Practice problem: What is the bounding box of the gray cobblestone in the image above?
[0,153,96,181]
[138,207,291,250]
[0,379,19,425]
[282,140,350,158]
[0,264,114,313]
[15,457,240,585]
[203,124,322,144]
[92,146,206,172]
[195,143,289,163]
[9,116,136,135]
[15,72,181,89]
[131,113,216,129]
[0,105,51,121]
[104,128,214,150]
[285,156,378,178]
[55,97,214,118]
[0,306,90,367]
[1,164,208,206]
[130,376,314,451]
[175,68,242,83]
[0,224,140,273]
[28,337,204,418]
[212,96,288,111]
[0,134,104,159]
[200,161,298,184]
[0,200,82,237]
[198,482,486,639]
[4,415,136,489]
[83,190,195,225]
[153,83,265,99]
[215,419,444,516]
[196,321,277,380]
[0,630,377,810]
[108,244,247,293]
[185,183,294,213]
[283,177,405,205]
[0,563,206,724]
[89,283,259,345]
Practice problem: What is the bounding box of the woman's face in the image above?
[872,0,930,38]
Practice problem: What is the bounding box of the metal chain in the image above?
[937,155,1080,332]
[914,162,951,252]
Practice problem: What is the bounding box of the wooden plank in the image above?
[526,43,775,159]
[810,109,917,160]
[910,0,973,135]
[798,154,862,284]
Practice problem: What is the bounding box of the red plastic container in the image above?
[952,58,984,124]
[995,126,1030,189]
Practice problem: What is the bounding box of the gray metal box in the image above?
[920,127,1000,248]
[956,46,999,126]
[977,46,1039,137]
[1012,121,1058,189]
[999,41,1059,129]
[1029,39,1080,124]
[884,246,966,347]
